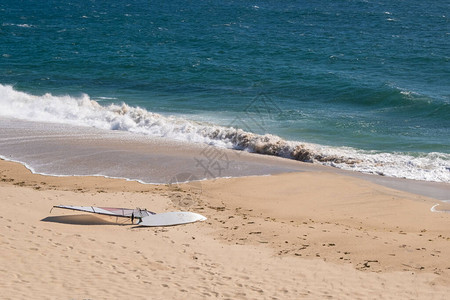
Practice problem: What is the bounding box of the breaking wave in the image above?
[0,84,449,182]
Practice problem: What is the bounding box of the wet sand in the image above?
[1,116,448,200]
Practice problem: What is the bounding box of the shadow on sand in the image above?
[41,214,131,226]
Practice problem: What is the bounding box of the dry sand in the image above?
[0,159,449,299]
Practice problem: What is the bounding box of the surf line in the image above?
[430,203,450,213]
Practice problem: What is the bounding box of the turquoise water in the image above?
[1,0,449,181]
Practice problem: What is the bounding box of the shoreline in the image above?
[1,116,449,202]
[1,115,449,185]
[1,158,449,298]
[2,152,450,202]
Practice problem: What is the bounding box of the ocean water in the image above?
[0,0,449,182]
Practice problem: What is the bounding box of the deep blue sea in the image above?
[1,0,449,182]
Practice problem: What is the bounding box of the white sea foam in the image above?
[0,84,449,182]
[96,96,118,100]
[2,23,33,28]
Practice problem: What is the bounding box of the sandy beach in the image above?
[0,158,449,299]
[2,0,449,298]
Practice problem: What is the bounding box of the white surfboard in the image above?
[139,211,207,227]
[52,205,206,227]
